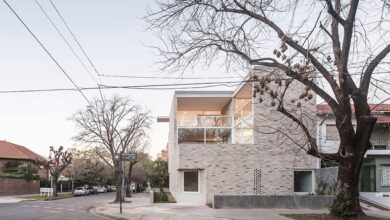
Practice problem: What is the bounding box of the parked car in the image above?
[110,186,116,191]
[97,186,107,193]
[104,185,113,192]
[88,186,98,195]
[74,187,89,196]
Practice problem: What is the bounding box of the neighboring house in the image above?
[317,104,390,193]
[158,71,318,205]
[0,140,48,180]
[157,145,168,161]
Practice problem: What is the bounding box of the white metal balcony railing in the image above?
[177,115,233,128]
[370,137,390,150]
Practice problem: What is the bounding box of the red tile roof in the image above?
[317,104,390,122]
[0,141,47,162]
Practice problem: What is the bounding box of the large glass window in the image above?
[205,128,232,143]
[294,171,313,193]
[184,171,199,192]
[178,128,204,144]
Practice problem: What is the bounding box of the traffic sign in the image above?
[121,153,137,161]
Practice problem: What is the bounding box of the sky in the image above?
[0,0,241,158]
[0,1,388,159]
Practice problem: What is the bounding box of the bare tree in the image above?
[125,138,149,197]
[147,0,390,217]
[48,146,72,197]
[63,148,115,191]
[72,96,151,202]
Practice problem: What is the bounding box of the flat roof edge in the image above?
[175,90,234,97]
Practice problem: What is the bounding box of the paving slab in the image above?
[96,193,390,220]
[0,196,28,203]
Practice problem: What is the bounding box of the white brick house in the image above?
[159,72,318,205]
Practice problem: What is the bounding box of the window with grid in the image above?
[381,165,390,187]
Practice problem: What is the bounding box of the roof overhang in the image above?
[178,168,204,171]
[157,116,169,123]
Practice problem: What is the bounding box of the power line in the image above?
[34,0,99,85]
[0,73,387,94]
[3,0,91,104]
[0,83,241,94]
[99,74,243,80]
[98,71,389,80]
[49,0,101,79]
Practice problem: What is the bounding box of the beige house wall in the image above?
[168,73,318,204]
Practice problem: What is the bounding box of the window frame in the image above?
[381,164,390,187]
[182,170,200,193]
[293,169,315,194]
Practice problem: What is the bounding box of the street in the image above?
[0,192,115,220]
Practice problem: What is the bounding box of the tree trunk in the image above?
[52,178,58,197]
[126,163,134,197]
[113,166,122,203]
[331,153,364,218]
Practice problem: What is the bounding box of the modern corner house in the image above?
[159,70,318,205]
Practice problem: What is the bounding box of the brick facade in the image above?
[0,178,40,196]
[168,73,318,204]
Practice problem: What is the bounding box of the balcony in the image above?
[370,137,390,150]
[178,116,233,144]
[177,115,233,128]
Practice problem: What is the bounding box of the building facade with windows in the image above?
[161,73,318,205]
[317,104,390,192]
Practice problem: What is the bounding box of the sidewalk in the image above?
[0,196,30,203]
[95,193,328,220]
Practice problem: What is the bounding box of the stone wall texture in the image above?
[0,178,40,196]
[213,195,335,209]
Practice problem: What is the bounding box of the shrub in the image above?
[2,161,22,173]
[16,163,39,181]
[159,187,168,201]
[329,200,356,217]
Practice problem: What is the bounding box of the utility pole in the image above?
[118,152,137,214]
[119,153,123,214]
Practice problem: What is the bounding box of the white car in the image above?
[74,187,89,196]
[97,187,107,193]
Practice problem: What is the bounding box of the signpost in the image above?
[118,152,137,214]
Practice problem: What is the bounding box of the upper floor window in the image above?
[176,95,254,144]
[326,124,339,140]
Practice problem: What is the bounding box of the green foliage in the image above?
[146,159,168,187]
[0,173,24,179]
[62,148,115,187]
[1,162,39,181]
[2,161,22,173]
[159,187,168,201]
[16,163,39,181]
[329,200,356,217]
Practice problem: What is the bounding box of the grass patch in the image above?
[281,214,388,220]
[18,192,73,201]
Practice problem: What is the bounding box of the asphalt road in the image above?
[0,192,116,220]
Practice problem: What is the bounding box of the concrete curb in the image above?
[91,202,129,220]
